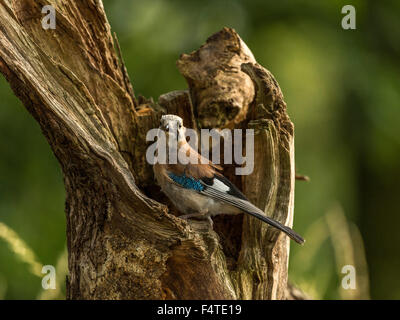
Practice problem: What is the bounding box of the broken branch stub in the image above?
[177,27,256,129]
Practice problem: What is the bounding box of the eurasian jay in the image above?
[153,114,305,244]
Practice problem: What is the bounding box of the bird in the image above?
[152,114,305,244]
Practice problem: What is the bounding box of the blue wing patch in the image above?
[168,172,205,191]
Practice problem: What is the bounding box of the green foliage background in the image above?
[1,0,399,299]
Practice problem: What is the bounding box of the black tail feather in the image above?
[244,210,305,245]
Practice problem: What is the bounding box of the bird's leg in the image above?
[207,216,214,229]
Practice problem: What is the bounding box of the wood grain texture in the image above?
[0,0,304,299]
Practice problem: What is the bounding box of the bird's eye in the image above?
[178,123,182,129]
[165,124,169,131]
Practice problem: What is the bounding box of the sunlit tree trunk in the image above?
[0,0,305,299]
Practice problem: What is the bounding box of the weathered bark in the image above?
[0,0,302,299]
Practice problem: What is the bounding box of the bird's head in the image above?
[159,114,186,143]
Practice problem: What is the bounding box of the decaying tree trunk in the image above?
[0,0,304,299]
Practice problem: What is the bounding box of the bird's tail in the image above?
[243,210,305,245]
[200,187,305,244]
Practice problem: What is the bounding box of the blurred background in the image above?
[1,0,399,299]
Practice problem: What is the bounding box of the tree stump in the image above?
[0,0,301,300]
